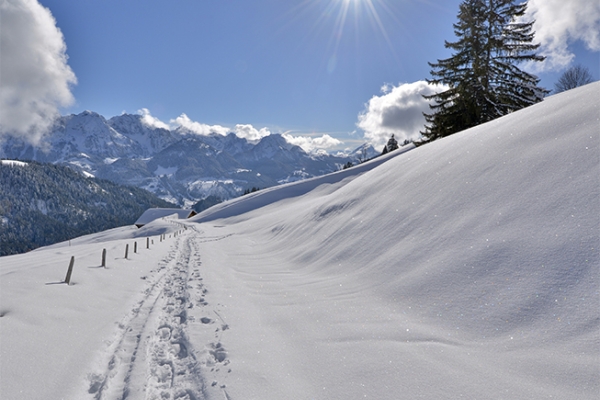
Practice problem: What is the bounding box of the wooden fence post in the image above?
[101,249,107,268]
[134,241,137,254]
[146,237,150,249]
[65,256,75,285]
[125,244,129,259]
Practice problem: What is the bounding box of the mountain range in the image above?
[0,111,378,206]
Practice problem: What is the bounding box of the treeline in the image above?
[0,161,175,256]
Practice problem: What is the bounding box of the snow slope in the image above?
[1,82,598,399]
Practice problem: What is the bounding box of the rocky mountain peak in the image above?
[1,111,367,206]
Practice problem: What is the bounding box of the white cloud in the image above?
[525,0,600,71]
[169,113,230,136]
[0,0,77,144]
[135,110,337,152]
[282,133,343,154]
[357,81,445,149]
[138,108,170,130]
[234,124,271,143]
[128,108,344,153]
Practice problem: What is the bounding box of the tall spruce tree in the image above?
[422,0,547,141]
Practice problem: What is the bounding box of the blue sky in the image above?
[2,0,599,151]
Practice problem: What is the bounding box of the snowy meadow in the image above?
[1,83,598,399]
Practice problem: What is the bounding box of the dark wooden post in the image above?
[134,241,137,254]
[65,256,75,285]
[101,249,107,268]
[125,244,129,259]
[146,237,150,249]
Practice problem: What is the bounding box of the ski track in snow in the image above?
[87,230,232,400]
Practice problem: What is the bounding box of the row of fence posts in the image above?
[63,228,186,285]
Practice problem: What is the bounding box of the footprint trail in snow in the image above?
[87,230,231,400]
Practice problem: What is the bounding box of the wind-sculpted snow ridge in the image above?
[187,83,599,399]
[192,144,414,223]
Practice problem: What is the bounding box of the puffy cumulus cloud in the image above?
[525,0,600,70]
[131,110,284,145]
[234,124,271,143]
[282,133,343,154]
[137,108,170,130]
[0,0,77,144]
[169,113,230,136]
[357,81,445,149]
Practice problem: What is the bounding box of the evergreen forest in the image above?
[0,161,175,256]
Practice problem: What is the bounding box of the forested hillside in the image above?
[0,161,175,255]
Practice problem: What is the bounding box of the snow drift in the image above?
[1,82,598,399]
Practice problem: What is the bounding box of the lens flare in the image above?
[277,0,403,77]
[320,0,400,69]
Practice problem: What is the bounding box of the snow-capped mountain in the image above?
[108,113,180,157]
[0,111,361,206]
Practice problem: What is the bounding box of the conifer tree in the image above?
[381,134,399,155]
[422,0,547,141]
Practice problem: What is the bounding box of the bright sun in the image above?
[328,0,394,52]
[284,0,398,72]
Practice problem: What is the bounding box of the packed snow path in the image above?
[85,230,232,400]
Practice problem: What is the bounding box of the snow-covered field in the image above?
[1,82,598,399]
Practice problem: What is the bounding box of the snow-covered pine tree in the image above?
[422,0,547,141]
[381,134,399,155]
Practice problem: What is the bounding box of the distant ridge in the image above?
[0,112,377,206]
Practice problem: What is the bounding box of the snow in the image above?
[103,157,118,164]
[153,165,178,177]
[34,199,48,215]
[1,82,599,399]
[0,159,28,167]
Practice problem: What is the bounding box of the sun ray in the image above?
[274,0,406,76]
[336,0,402,60]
